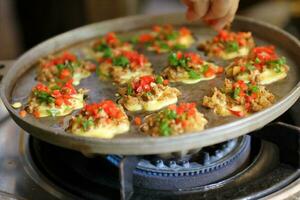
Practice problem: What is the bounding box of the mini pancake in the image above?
[97,50,153,84]
[91,32,133,59]
[202,79,275,117]
[135,25,195,54]
[37,51,96,86]
[25,80,85,118]
[140,102,207,137]
[118,75,181,112]
[198,30,255,60]
[161,51,223,84]
[225,46,289,85]
[67,100,130,139]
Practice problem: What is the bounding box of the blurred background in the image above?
[0,0,300,60]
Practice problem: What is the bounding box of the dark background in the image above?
[1,0,300,59]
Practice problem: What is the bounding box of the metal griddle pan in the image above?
[1,13,300,155]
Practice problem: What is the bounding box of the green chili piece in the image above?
[168,52,178,66]
[113,56,130,67]
[82,119,94,131]
[233,87,241,99]
[155,76,164,84]
[159,120,171,136]
[225,41,239,53]
[127,85,133,95]
[188,70,200,79]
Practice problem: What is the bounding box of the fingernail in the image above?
[186,10,197,21]
[212,22,225,31]
[204,19,218,26]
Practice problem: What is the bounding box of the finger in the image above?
[210,0,239,30]
[182,0,198,21]
[203,0,233,20]
[185,0,210,21]
[186,7,198,21]
[204,19,219,26]
[181,0,193,7]
[193,0,210,19]
[212,14,234,31]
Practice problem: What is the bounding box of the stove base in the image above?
[21,131,298,200]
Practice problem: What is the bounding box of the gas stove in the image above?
[0,61,300,200]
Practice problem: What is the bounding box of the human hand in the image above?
[182,0,240,30]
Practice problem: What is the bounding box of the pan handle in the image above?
[0,60,15,83]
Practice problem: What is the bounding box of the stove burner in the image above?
[107,136,251,190]
[20,122,300,200]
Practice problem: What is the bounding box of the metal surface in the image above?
[1,13,300,155]
[0,61,13,123]
[263,178,300,200]
[0,120,59,200]
[119,156,139,200]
